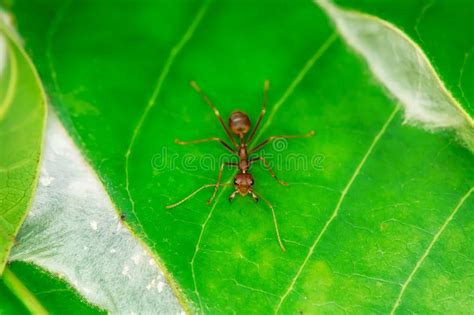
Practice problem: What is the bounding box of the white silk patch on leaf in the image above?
[10,112,183,314]
[0,11,10,79]
[0,35,5,76]
[317,0,474,152]
[0,11,14,77]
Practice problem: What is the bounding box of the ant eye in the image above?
[250,180,254,185]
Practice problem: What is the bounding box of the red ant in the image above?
[166,80,314,251]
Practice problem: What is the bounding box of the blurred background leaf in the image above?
[0,15,105,315]
[0,20,45,273]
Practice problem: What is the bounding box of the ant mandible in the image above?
[166,80,314,251]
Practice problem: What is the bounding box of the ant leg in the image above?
[208,162,238,205]
[228,190,238,202]
[249,190,259,202]
[249,156,288,186]
[247,80,269,144]
[166,183,231,209]
[249,130,315,154]
[190,81,238,147]
[175,137,237,154]
[252,190,286,252]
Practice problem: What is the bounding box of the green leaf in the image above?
[334,0,474,118]
[1,262,104,314]
[6,0,474,313]
[0,272,30,315]
[0,19,46,273]
[9,112,183,313]
[319,0,474,151]
[0,12,104,315]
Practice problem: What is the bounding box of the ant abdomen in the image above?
[229,111,251,135]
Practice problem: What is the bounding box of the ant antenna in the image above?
[253,191,286,252]
[165,183,232,209]
[247,80,269,144]
[190,81,238,147]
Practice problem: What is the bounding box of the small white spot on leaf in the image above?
[90,221,98,231]
[122,265,131,279]
[157,281,165,293]
[131,254,141,265]
[146,278,156,291]
[40,174,54,187]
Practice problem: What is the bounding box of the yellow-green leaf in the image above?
[0,21,46,274]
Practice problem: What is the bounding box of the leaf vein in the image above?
[190,182,227,312]
[124,2,210,226]
[275,106,400,313]
[414,0,434,44]
[252,32,338,144]
[458,46,473,108]
[390,186,474,314]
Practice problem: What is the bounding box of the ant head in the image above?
[234,173,254,196]
[229,111,251,136]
